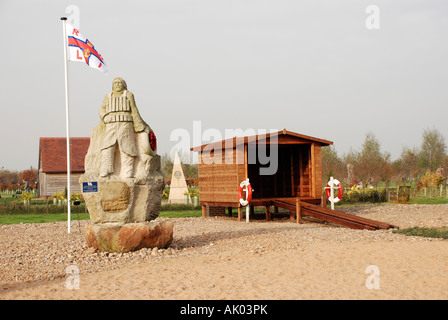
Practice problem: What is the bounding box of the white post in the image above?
[245,179,250,222]
[61,17,71,233]
[330,176,335,210]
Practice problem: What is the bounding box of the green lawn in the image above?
[335,196,448,208]
[0,212,90,225]
[159,210,202,218]
[0,210,202,225]
[393,227,448,239]
[408,197,448,205]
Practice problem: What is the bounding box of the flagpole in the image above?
[61,17,71,234]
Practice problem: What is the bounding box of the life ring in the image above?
[325,179,343,203]
[239,179,252,207]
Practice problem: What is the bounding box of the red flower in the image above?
[149,131,157,151]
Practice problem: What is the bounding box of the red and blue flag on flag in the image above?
[65,22,108,74]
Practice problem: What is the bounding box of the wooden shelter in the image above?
[191,128,397,230]
[38,137,90,198]
[191,129,333,220]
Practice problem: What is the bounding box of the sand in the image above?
[1,204,447,300]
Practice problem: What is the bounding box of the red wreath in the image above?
[149,131,157,151]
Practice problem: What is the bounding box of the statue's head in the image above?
[112,77,127,91]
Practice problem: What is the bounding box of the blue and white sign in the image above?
[82,181,98,193]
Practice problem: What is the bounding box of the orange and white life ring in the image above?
[325,179,343,203]
[239,179,252,207]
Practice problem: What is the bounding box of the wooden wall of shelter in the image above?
[38,137,90,198]
[191,129,332,219]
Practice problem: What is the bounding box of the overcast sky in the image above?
[1,0,447,171]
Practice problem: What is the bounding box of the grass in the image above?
[0,212,91,225]
[408,197,448,205]
[159,210,202,218]
[334,196,448,207]
[0,210,202,225]
[393,227,448,239]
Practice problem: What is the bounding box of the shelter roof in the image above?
[190,129,333,152]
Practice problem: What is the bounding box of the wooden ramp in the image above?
[272,199,398,230]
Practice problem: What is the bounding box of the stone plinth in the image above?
[80,167,164,225]
[85,221,173,253]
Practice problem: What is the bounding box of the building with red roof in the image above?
[38,137,90,198]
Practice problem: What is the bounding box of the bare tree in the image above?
[343,149,358,186]
[356,132,384,188]
[379,152,393,188]
[396,147,419,183]
[420,127,446,171]
[321,145,345,185]
[160,153,173,180]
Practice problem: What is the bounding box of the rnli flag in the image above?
[65,23,108,74]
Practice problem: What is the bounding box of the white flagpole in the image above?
[61,17,71,234]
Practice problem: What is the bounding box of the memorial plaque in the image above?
[82,181,98,193]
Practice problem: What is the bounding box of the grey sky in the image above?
[1,0,447,171]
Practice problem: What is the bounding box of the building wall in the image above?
[38,172,83,198]
[198,147,245,205]
[207,206,226,216]
[312,143,323,199]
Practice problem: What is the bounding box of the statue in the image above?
[80,78,171,253]
[99,77,151,178]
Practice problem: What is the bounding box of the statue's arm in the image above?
[127,92,151,133]
[99,95,109,121]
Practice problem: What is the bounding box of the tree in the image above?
[181,163,198,180]
[396,147,419,183]
[356,132,384,187]
[19,168,38,184]
[342,132,392,188]
[321,145,344,184]
[342,149,358,186]
[160,153,173,181]
[379,152,393,188]
[0,169,20,187]
[420,127,446,171]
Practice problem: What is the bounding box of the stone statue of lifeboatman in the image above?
[99,77,152,178]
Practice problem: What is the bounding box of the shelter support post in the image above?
[296,198,302,224]
[321,194,327,208]
[289,207,295,220]
[265,205,271,221]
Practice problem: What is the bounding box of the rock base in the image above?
[79,158,164,225]
[85,221,173,253]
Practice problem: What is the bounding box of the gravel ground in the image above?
[0,204,447,285]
